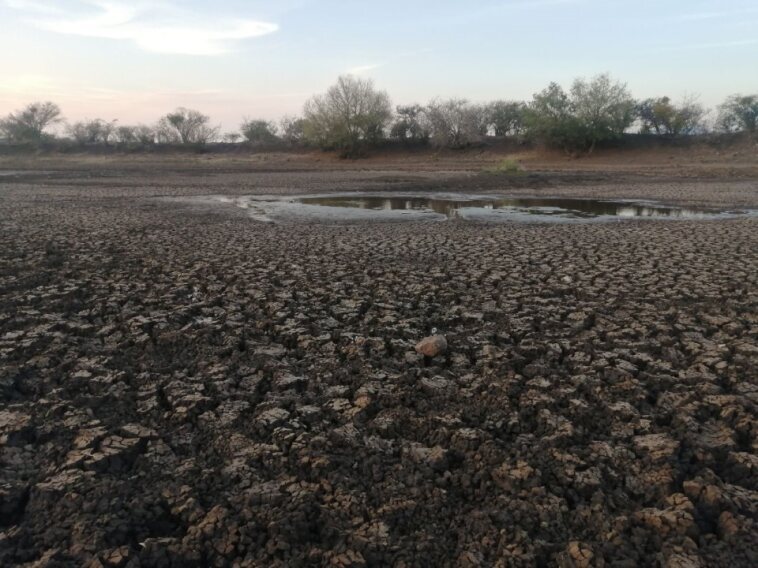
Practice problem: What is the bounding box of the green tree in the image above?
[570,73,635,152]
[718,94,758,133]
[524,82,583,151]
[279,115,306,145]
[637,96,705,136]
[390,104,430,143]
[525,74,635,152]
[488,100,527,137]
[240,119,279,145]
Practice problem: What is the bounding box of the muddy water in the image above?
[293,195,756,222]
[195,193,757,223]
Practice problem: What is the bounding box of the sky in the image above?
[1,0,756,131]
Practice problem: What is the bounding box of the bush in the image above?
[240,119,279,145]
[484,157,523,175]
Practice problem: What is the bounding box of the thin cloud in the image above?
[650,38,758,53]
[5,0,278,55]
[3,0,61,14]
[679,8,758,21]
[346,63,384,75]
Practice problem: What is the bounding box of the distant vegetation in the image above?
[1,74,756,157]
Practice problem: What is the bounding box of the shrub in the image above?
[484,157,523,175]
[240,119,279,145]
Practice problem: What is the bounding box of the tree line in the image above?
[1,74,756,157]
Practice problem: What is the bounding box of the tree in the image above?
[0,101,62,144]
[240,119,279,145]
[303,75,392,156]
[488,100,527,137]
[279,115,306,145]
[425,98,484,148]
[570,73,635,152]
[637,96,705,136]
[222,132,242,143]
[390,104,430,143]
[115,125,156,146]
[524,82,582,151]
[156,108,219,144]
[68,119,117,146]
[717,94,758,133]
[525,75,635,152]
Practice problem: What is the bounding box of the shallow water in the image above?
[195,193,756,223]
[0,170,52,177]
[295,195,749,221]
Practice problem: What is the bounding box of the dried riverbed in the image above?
[1,163,757,566]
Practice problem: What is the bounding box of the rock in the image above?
[0,410,33,445]
[404,443,448,470]
[419,376,453,396]
[256,408,290,430]
[492,460,536,491]
[633,494,697,537]
[0,483,28,523]
[633,433,679,462]
[566,541,594,568]
[415,335,448,358]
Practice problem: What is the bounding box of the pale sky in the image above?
[1,0,756,131]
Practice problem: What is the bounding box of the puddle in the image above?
[0,170,53,178]
[296,195,737,220]
[184,193,757,223]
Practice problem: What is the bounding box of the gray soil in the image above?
[1,163,757,567]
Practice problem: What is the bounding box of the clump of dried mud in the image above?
[0,163,756,567]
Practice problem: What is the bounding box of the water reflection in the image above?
[297,195,728,220]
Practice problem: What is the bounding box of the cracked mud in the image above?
[1,163,757,567]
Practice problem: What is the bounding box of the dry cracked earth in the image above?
[0,162,757,567]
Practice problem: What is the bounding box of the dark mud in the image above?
[1,165,757,567]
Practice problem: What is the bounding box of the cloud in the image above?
[679,8,758,21]
[3,0,61,14]
[346,63,384,75]
[4,0,278,55]
[650,38,758,53]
